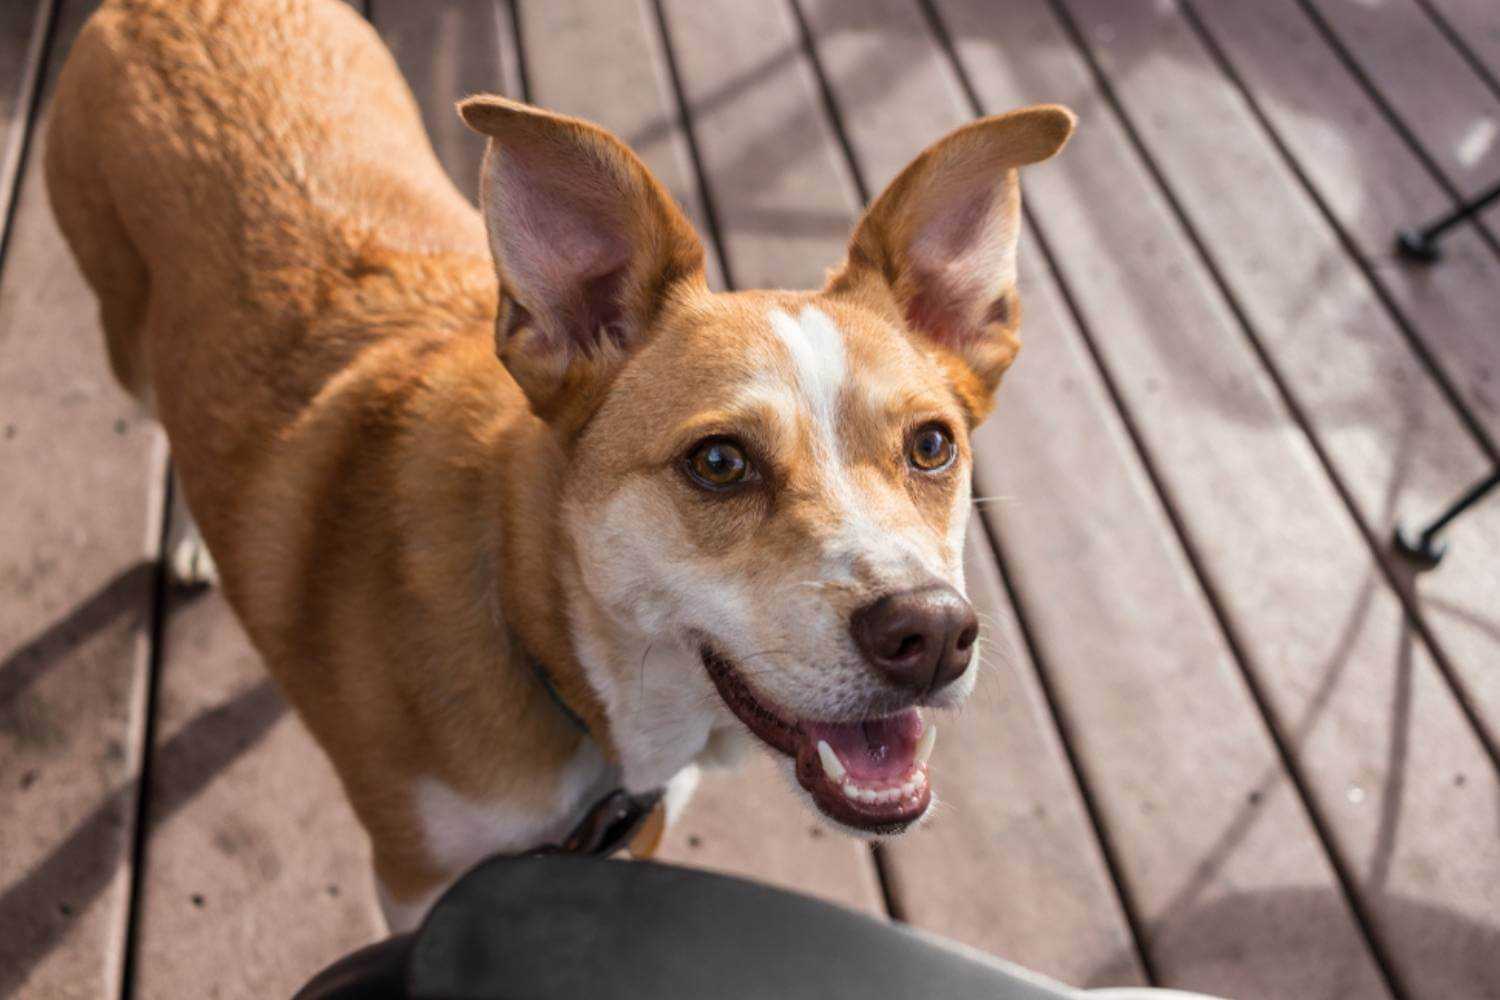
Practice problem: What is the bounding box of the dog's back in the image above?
[46,0,502,583]
[46,0,490,420]
[43,0,579,916]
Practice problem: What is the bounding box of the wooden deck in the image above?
[3,1,1498,997]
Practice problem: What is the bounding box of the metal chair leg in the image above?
[1395,179,1500,263]
[1393,468,1500,567]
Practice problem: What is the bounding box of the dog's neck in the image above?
[495,416,618,755]
[495,419,730,793]
[560,577,730,793]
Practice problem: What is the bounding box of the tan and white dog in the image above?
[46,0,1073,931]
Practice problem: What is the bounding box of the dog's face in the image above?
[564,291,977,831]
[460,97,1074,833]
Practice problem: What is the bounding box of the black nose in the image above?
[850,584,979,695]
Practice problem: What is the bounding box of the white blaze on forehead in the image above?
[767,307,935,588]
[768,306,848,449]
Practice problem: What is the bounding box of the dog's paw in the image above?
[169,533,219,589]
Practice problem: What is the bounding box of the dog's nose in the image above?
[850,584,979,695]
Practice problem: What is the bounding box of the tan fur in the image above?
[46,0,1072,921]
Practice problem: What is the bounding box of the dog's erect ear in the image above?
[828,105,1075,422]
[458,95,707,424]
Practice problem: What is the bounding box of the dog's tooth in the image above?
[900,779,917,797]
[915,724,937,768]
[817,740,847,782]
[842,781,861,801]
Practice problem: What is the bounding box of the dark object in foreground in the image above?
[296,855,1217,1000]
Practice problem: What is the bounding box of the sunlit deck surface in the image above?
[4,1,1500,997]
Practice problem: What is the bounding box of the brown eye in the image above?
[909,424,956,472]
[686,438,753,490]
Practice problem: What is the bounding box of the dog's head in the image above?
[460,96,1073,834]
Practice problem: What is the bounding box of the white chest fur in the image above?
[380,714,724,933]
[379,737,610,932]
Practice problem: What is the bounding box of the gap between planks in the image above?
[909,0,1399,988]
[646,0,736,291]
[0,1,173,996]
[1411,0,1500,108]
[1042,0,1500,813]
[776,0,914,921]
[646,0,901,915]
[0,0,58,276]
[1177,0,1499,467]
[780,0,1152,964]
[919,0,1418,993]
[1289,0,1500,262]
[1169,0,1500,782]
[117,466,176,1000]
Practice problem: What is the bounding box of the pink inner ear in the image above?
[491,148,634,357]
[904,274,968,347]
[901,183,1014,348]
[917,188,994,261]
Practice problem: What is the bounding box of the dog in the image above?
[46,0,1074,931]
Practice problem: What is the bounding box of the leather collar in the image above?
[527,650,590,735]
[525,650,665,857]
[535,787,665,857]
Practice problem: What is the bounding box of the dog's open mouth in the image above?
[701,647,934,833]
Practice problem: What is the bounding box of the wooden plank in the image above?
[516,0,876,912]
[976,258,1389,999]
[798,2,1387,994]
[125,4,509,996]
[367,0,517,205]
[656,0,1147,973]
[514,0,724,290]
[1183,0,1500,781]
[0,0,50,237]
[655,755,885,911]
[128,586,383,999]
[935,0,1500,995]
[0,1,167,997]
[1186,1,1500,440]
[1055,0,1499,545]
[883,523,1147,986]
[658,0,860,291]
[1308,0,1500,206]
[1422,0,1500,97]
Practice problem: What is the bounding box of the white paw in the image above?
[169,533,218,588]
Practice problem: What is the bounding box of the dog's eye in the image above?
[908,424,956,472]
[685,438,754,490]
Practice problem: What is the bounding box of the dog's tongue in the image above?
[803,708,924,782]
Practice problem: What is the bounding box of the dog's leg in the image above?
[367,791,463,935]
[166,472,218,588]
[375,876,445,936]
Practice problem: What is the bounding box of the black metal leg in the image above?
[1393,468,1500,567]
[1396,178,1500,263]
